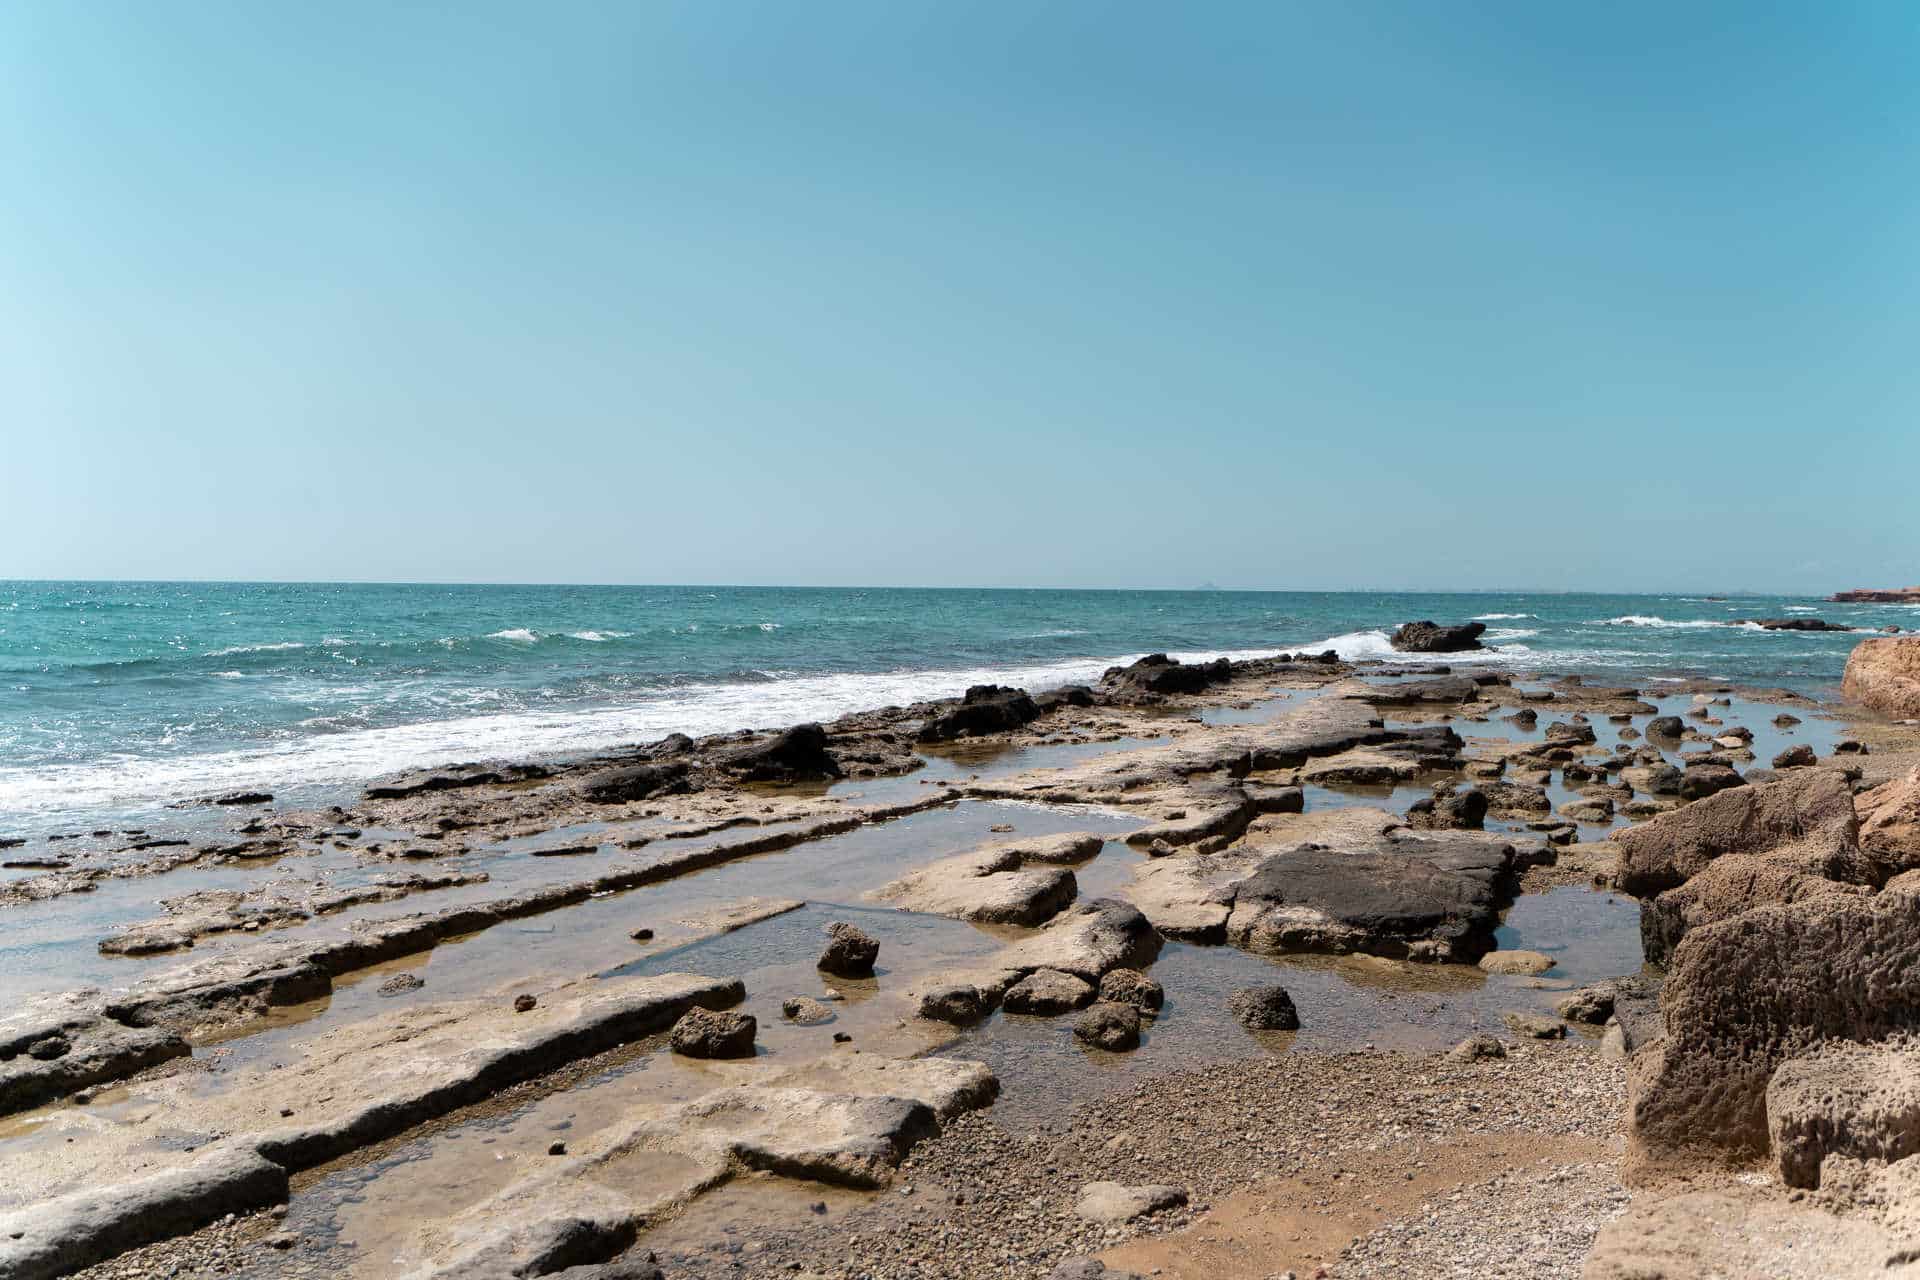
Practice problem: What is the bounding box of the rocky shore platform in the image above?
[3,638,1918,1278]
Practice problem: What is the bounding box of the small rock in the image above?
[1477,949,1556,976]
[781,996,834,1024]
[548,1141,567,1156]
[1503,1011,1567,1039]
[1772,744,1817,769]
[1073,1002,1142,1051]
[670,1007,757,1058]
[1073,1181,1188,1223]
[1228,984,1300,1031]
[377,973,425,997]
[513,993,537,1013]
[630,927,655,942]
[25,1035,70,1061]
[1097,968,1165,1013]
[1450,1034,1506,1061]
[817,921,879,977]
[1003,969,1096,1015]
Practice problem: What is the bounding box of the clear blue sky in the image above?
[5,1,1916,592]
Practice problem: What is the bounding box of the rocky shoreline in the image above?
[2,636,1918,1278]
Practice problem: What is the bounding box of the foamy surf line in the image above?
[0,646,1292,825]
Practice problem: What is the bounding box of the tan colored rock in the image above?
[1610,768,1860,897]
[1859,769,1920,873]
[1767,1038,1920,1188]
[1844,636,1920,720]
[1477,949,1556,975]
[1639,842,1873,965]
[870,836,1083,926]
[1583,1189,1920,1279]
[1630,892,1920,1164]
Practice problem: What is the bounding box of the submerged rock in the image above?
[1072,1002,1142,1051]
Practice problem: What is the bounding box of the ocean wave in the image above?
[0,651,1177,822]
[1588,615,1753,631]
[1487,628,1540,641]
[1471,613,1536,621]
[567,630,634,642]
[1021,628,1091,639]
[486,628,541,643]
[1783,606,1819,614]
[204,641,307,657]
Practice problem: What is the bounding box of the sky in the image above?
[4,2,1917,593]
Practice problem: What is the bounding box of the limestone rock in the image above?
[668,1008,757,1059]
[817,922,879,977]
[1843,636,1920,720]
[1097,969,1164,1013]
[1073,1181,1188,1223]
[1478,949,1556,976]
[1072,1002,1142,1052]
[1228,984,1300,1031]
[1002,969,1095,1015]
[1768,1038,1920,1188]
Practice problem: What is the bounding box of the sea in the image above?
[2,582,1908,837]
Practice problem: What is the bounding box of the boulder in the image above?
[1224,831,1518,962]
[1002,969,1095,1015]
[720,723,842,782]
[1072,1181,1188,1223]
[1389,621,1487,653]
[1630,890,1920,1163]
[1679,763,1746,801]
[1099,654,1232,703]
[1621,763,1683,796]
[1555,984,1618,1024]
[871,840,1079,926]
[1582,1190,1920,1280]
[1773,744,1818,769]
[1647,716,1685,739]
[817,922,879,977]
[668,1008,756,1059]
[1227,985,1299,1030]
[577,761,689,804]
[1859,770,1920,874]
[1640,849,1871,965]
[1611,768,1859,897]
[1843,636,1920,720]
[1767,1038,1920,1188]
[1072,1002,1142,1051]
[1481,781,1551,814]
[917,685,1041,743]
[1406,786,1488,830]
[1097,969,1164,1013]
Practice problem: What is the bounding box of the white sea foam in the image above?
[0,649,1243,823]
[567,630,633,642]
[1784,606,1819,614]
[486,628,540,643]
[1487,628,1540,641]
[204,641,307,657]
[1588,615,1752,630]
[1471,613,1537,621]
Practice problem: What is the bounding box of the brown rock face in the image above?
[1843,636,1920,720]
[1611,768,1860,898]
[1629,889,1920,1164]
[1860,770,1920,873]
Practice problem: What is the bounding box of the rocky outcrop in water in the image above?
[1388,620,1486,653]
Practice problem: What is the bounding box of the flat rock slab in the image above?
[0,1144,289,1280]
[0,972,744,1232]
[870,835,1090,925]
[1224,831,1518,962]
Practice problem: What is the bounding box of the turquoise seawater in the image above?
[1,582,1907,831]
